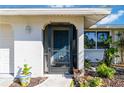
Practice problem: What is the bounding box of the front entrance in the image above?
[50,27,71,74]
[44,23,77,74]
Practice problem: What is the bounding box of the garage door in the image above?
[0,24,13,74]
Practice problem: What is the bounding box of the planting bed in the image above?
[83,70,124,87]
[9,77,48,87]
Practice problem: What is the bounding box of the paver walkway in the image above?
[35,75,72,87]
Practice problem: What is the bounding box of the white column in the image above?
[77,17,84,74]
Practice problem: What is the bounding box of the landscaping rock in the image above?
[90,67,96,72]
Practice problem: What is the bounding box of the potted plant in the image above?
[18,64,32,87]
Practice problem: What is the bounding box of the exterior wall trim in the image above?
[0,8,111,15]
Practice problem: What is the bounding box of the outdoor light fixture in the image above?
[25,25,32,33]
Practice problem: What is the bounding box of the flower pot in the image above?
[19,73,31,87]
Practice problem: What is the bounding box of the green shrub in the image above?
[96,63,116,79]
[80,81,89,87]
[79,76,103,87]
[70,80,74,87]
[84,59,91,69]
[89,77,103,87]
[70,77,103,87]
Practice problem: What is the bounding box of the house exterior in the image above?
[0,8,111,77]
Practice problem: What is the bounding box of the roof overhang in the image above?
[89,24,124,30]
[0,8,111,28]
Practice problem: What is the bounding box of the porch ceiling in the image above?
[0,8,111,28]
[84,14,108,28]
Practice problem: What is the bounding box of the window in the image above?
[84,32,96,49]
[97,32,109,49]
[84,31,109,49]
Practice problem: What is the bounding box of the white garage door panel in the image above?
[0,49,10,62]
[0,47,10,74]
[0,64,9,73]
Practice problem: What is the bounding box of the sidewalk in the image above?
[35,75,72,87]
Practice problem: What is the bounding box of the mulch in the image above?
[102,73,124,87]
[102,78,124,87]
[82,70,124,87]
[9,77,48,87]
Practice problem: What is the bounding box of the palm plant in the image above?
[100,35,119,66]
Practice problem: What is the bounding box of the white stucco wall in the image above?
[0,15,84,77]
[84,49,104,62]
[0,24,14,74]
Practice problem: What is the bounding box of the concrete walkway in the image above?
[0,78,14,87]
[0,74,72,87]
[0,74,14,87]
[35,75,72,87]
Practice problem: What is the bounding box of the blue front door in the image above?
[48,26,72,74]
